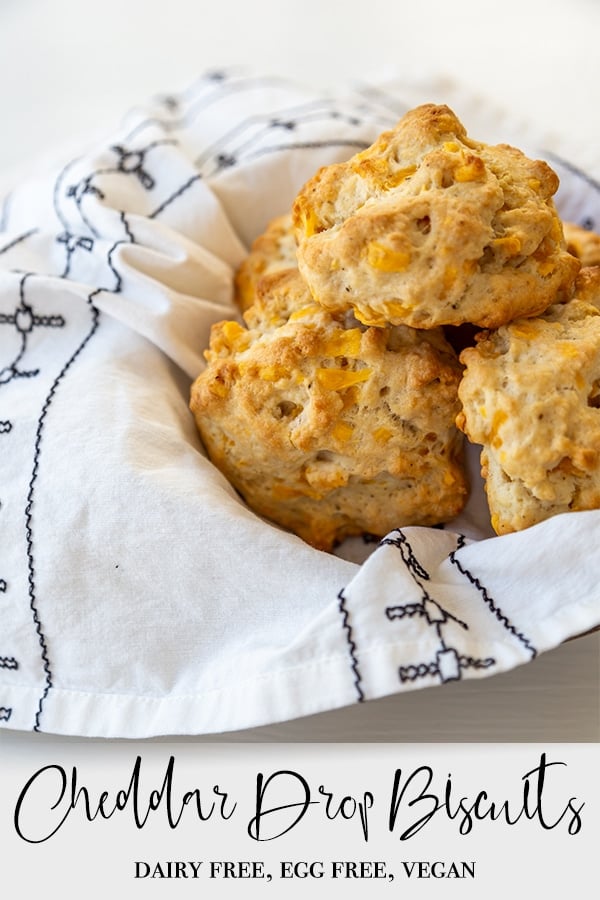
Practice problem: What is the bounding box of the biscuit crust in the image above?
[292,104,580,329]
[457,267,600,534]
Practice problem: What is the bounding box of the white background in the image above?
[0,0,598,746]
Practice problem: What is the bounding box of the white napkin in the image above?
[0,70,598,737]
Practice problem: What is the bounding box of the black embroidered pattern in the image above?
[14,148,143,729]
[0,273,66,387]
[23,199,136,730]
[0,420,11,433]
[449,534,537,659]
[56,232,94,279]
[193,100,363,168]
[0,228,38,256]
[0,707,12,722]
[111,139,178,189]
[25,293,101,730]
[0,656,18,670]
[55,140,176,240]
[383,530,495,684]
[149,173,202,220]
[194,106,371,174]
[337,587,364,702]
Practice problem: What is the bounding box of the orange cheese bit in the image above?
[296,199,321,238]
[490,409,508,449]
[373,426,393,444]
[259,364,289,382]
[288,303,322,321]
[352,154,416,189]
[316,367,372,390]
[322,328,363,358]
[211,319,251,353]
[331,420,354,443]
[492,234,522,255]
[367,241,411,273]
[453,155,486,182]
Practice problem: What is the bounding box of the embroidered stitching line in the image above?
[119,209,135,244]
[23,198,135,731]
[337,587,364,702]
[0,707,12,722]
[383,530,495,684]
[55,141,174,241]
[193,100,360,167]
[0,228,38,256]
[148,173,202,219]
[0,656,18,670]
[0,420,10,433]
[449,533,537,659]
[242,139,371,165]
[52,156,83,233]
[25,290,102,731]
[57,233,94,279]
[196,120,370,175]
[0,273,66,387]
[111,139,178,190]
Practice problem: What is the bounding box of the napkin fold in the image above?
[0,70,598,737]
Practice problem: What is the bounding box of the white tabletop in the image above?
[0,0,598,745]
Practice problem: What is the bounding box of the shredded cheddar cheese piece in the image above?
[373,426,393,444]
[322,329,363,358]
[367,241,411,273]
[453,155,486,182]
[259,364,288,382]
[492,235,522,255]
[332,421,354,442]
[288,304,321,321]
[316,367,372,390]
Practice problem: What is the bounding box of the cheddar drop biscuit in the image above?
[292,104,579,329]
[190,276,467,550]
[457,268,600,534]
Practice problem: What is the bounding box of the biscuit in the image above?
[190,275,467,550]
[292,104,580,329]
[234,213,298,313]
[563,220,600,267]
[457,267,600,534]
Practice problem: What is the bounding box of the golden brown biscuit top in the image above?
[291,103,578,329]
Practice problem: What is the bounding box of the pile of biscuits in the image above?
[190,103,600,549]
